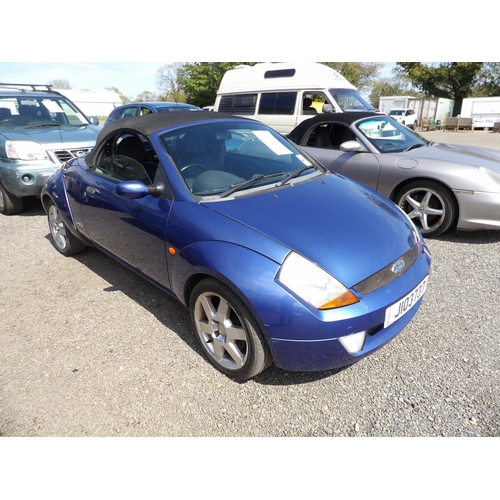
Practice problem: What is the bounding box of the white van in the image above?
[214,62,376,133]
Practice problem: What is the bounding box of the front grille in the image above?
[52,148,93,163]
[353,244,419,295]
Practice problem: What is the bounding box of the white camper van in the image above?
[214,62,376,133]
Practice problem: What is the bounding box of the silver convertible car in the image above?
[288,112,500,237]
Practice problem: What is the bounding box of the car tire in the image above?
[47,200,87,256]
[189,278,272,380]
[394,180,457,237]
[0,181,24,215]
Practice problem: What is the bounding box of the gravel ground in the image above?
[1,130,499,437]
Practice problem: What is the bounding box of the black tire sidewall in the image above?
[189,278,271,380]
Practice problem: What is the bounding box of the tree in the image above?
[105,86,131,104]
[48,79,72,89]
[470,62,500,97]
[369,76,422,109]
[135,90,157,102]
[394,62,484,115]
[177,62,257,108]
[156,63,186,102]
[323,62,383,94]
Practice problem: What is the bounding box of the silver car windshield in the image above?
[0,96,90,128]
[355,116,430,154]
[159,120,325,198]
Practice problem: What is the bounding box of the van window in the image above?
[264,69,296,79]
[218,94,257,115]
[329,89,376,111]
[258,92,297,115]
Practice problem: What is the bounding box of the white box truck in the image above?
[460,97,500,130]
[214,62,377,134]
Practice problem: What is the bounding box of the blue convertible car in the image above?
[41,112,431,380]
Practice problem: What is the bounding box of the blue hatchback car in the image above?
[41,112,431,380]
[103,101,201,127]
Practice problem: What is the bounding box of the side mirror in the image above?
[116,180,163,199]
[339,140,361,152]
[88,116,99,126]
[322,103,335,113]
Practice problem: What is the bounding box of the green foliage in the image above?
[394,62,484,115]
[369,76,422,109]
[177,62,257,108]
[322,62,383,93]
[470,62,500,97]
[105,86,131,104]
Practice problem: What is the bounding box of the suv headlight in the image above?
[278,252,359,310]
[6,140,49,161]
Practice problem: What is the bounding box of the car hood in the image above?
[406,142,500,172]
[203,174,419,287]
[0,124,101,147]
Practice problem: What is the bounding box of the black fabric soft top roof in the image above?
[87,111,256,165]
[287,111,380,143]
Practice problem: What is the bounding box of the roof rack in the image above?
[0,83,53,93]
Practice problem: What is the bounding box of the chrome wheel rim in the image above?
[399,187,445,234]
[193,292,249,371]
[48,205,68,250]
[0,187,4,210]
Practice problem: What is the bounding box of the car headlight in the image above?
[6,140,49,161]
[278,251,359,310]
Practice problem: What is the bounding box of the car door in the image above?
[299,123,381,191]
[79,144,173,289]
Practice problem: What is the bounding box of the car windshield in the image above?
[355,116,430,154]
[159,120,324,198]
[389,110,405,116]
[329,89,376,112]
[0,95,91,128]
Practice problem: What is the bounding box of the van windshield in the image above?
[329,89,376,112]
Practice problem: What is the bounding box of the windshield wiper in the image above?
[278,165,317,186]
[25,122,60,128]
[218,172,284,198]
[403,143,425,152]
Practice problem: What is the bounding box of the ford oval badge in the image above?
[391,260,405,274]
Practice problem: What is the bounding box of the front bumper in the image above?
[262,246,432,372]
[455,190,500,231]
[0,161,59,198]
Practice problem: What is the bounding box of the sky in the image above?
[1,2,489,101]
[0,61,398,98]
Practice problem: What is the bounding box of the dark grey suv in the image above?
[0,83,101,215]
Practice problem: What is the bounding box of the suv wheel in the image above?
[0,182,24,215]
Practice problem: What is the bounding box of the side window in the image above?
[95,134,153,184]
[307,124,360,150]
[119,107,138,119]
[140,107,152,116]
[218,94,257,115]
[301,91,330,115]
[258,92,297,115]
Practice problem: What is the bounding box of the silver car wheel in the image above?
[395,180,457,237]
[402,188,445,233]
[193,291,249,371]
[48,204,68,250]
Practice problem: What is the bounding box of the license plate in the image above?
[384,276,428,328]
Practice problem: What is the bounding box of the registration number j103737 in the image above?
[384,276,428,328]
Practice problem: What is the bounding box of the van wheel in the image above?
[0,182,24,215]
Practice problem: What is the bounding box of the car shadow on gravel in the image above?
[434,228,500,244]
[61,244,349,386]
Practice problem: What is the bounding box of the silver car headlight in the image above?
[6,140,49,161]
[278,251,359,310]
